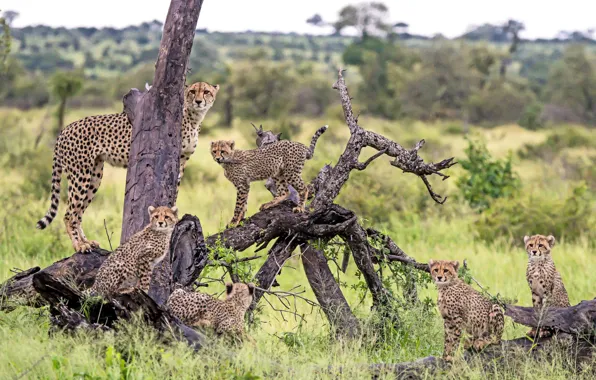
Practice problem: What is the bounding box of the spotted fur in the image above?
[167,282,255,340]
[429,260,504,361]
[523,234,569,337]
[211,125,327,227]
[36,82,218,253]
[89,206,178,297]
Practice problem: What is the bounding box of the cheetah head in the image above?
[185,82,219,113]
[428,260,459,287]
[210,140,235,164]
[148,205,179,232]
[225,282,255,311]
[523,234,555,260]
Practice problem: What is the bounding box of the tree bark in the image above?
[148,214,209,306]
[301,245,360,338]
[121,0,204,244]
[1,248,109,310]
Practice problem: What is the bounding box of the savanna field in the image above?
[0,104,594,378]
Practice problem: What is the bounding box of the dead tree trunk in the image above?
[120,0,204,244]
[301,245,360,338]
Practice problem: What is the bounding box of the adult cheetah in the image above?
[36,82,218,253]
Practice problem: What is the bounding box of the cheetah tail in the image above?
[306,125,328,159]
[36,157,63,230]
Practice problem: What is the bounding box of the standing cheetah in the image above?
[167,282,255,341]
[36,82,218,253]
[211,125,327,227]
[89,206,178,297]
[429,260,504,362]
[523,234,570,337]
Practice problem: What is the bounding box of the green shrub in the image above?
[457,138,520,211]
[519,127,596,161]
[518,102,544,130]
[474,182,595,245]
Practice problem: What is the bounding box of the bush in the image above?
[467,80,536,125]
[518,127,596,161]
[518,102,544,130]
[474,183,595,245]
[457,138,519,211]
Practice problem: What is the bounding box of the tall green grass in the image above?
[0,108,594,378]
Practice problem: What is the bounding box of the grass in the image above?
[0,106,595,378]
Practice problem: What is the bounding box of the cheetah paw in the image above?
[88,240,101,249]
[74,241,95,253]
[292,206,305,213]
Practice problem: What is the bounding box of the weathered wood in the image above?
[301,245,360,338]
[32,271,205,350]
[122,83,151,126]
[248,237,299,313]
[505,299,596,335]
[369,334,596,378]
[149,214,208,306]
[1,248,109,309]
[311,69,456,210]
[121,0,204,243]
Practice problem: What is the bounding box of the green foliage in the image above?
[519,127,596,161]
[0,10,11,73]
[518,102,544,130]
[50,70,84,100]
[457,138,520,211]
[475,183,595,245]
[544,45,596,125]
[467,79,536,125]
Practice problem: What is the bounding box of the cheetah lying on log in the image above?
[167,282,255,342]
[36,82,219,253]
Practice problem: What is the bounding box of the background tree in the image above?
[49,70,83,135]
[0,10,11,73]
[544,45,596,124]
[335,2,391,38]
[500,19,525,77]
[2,10,18,26]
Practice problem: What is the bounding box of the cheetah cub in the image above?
[167,282,255,341]
[89,206,178,297]
[211,125,327,227]
[429,260,504,362]
[37,82,218,253]
[523,234,570,337]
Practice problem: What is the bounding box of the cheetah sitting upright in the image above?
[429,260,504,362]
[167,282,255,341]
[210,125,328,227]
[89,206,178,297]
[523,234,570,337]
[36,82,218,253]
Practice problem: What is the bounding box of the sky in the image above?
[2,0,594,39]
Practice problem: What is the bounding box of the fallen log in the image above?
[32,271,205,350]
[505,299,596,335]
[1,249,109,310]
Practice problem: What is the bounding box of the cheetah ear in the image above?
[276,132,282,140]
[171,206,178,216]
[428,259,435,271]
[247,283,255,296]
[148,206,155,215]
[523,235,530,245]
[213,84,220,93]
[450,260,460,272]
[227,140,235,150]
[225,282,234,295]
[547,235,556,247]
